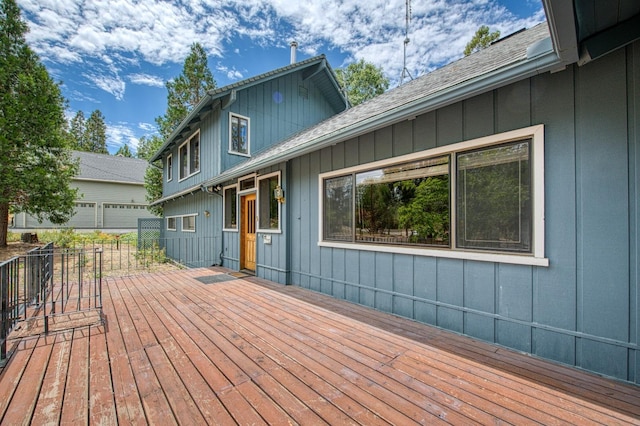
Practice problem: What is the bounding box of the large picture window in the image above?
[319,125,546,265]
[457,141,531,252]
[258,172,281,231]
[230,113,249,156]
[179,130,200,180]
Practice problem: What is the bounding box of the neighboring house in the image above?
[12,151,157,230]
[151,1,640,385]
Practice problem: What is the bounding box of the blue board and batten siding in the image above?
[284,43,640,383]
[163,190,223,268]
[221,71,345,172]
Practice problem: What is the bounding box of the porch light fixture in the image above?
[204,210,210,217]
[274,185,285,204]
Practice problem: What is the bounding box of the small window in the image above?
[258,173,280,231]
[179,130,200,180]
[182,215,196,232]
[239,175,255,191]
[224,185,238,230]
[167,217,176,231]
[230,113,250,156]
[167,154,173,181]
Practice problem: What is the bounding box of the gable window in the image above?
[319,125,546,266]
[230,113,250,156]
[182,214,196,232]
[179,130,200,180]
[258,172,281,232]
[224,185,238,230]
[166,154,173,182]
[167,216,177,231]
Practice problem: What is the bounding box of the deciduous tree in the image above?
[335,59,389,107]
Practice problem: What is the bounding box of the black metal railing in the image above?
[0,244,103,365]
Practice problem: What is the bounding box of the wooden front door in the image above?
[240,193,256,271]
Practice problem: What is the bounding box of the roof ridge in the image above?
[207,54,327,97]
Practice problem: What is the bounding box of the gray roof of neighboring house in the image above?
[200,23,557,189]
[73,151,148,184]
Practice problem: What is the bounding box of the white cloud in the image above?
[84,72,126,100]
[107,123,140,153]
[129,73,165,88]
[216,63,244,81]
[19,0,545,85]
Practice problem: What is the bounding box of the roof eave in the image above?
[149,94,215,163]
[202,46,562,189]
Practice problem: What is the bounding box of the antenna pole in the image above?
[400,0,413,84]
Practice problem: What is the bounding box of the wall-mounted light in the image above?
[214,185,222,192]
[273,185,285,204]
[204,210,210,217]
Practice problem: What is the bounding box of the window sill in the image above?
[228,151,251,158]
[318,241,549,267]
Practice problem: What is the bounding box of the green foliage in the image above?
[137,135,164,216]
[155,42,216,139]
[84,110,108,153]
[67,109,108,153]
[397,176,450,243]
[135,241,168,267]
[335,59,389,107]
[69,110,86,149]
[115,143,133,157]
[0,0,78,246]
[146,43,216,214]
[464,25,500,56]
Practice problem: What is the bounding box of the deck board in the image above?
[1,267,639,425]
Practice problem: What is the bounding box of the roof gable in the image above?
[150,55,347,162]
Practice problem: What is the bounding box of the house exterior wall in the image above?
[13,180,155,229]
[163,109,221,197]
[221,72,344,172]
[162,189,222,268]
[283,42,640,384]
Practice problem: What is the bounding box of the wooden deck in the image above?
[1,267,639,425]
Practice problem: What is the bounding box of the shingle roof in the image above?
[203,23,556,188]
[73,151,148,184]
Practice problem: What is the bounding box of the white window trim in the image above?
[182,213,198,233]
[318,125,548,267]
[178,130,201,182]
[238,173,257,194]
[166,154,173,182]
[223,184,239,232]
[166,216,177,231]
[257,171,282,234]
[229,112,251,157]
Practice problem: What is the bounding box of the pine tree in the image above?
[115,143,133,157]
[84,110,107,153]
[0,0,78,246]
[69,110,86,150]
[144,43,217,214]
[155,43,216,138]
[464,26,500,56]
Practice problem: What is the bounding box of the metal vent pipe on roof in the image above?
[290,41,298,64]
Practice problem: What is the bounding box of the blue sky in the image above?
[17,0,545,155]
